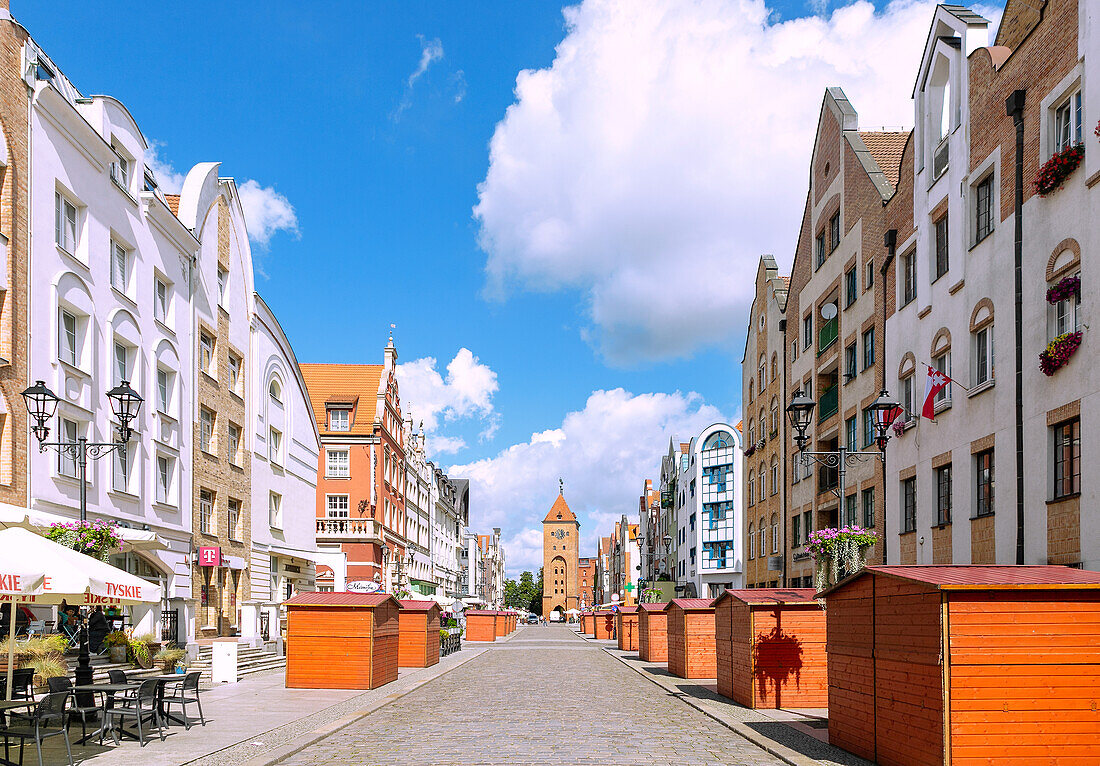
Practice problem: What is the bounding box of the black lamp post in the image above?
[21,378,143,697]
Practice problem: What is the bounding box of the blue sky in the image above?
[21,1,1000,573]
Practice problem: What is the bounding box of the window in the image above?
[747,471,754,505]
[770,515,779,554]
[758,357,766,390]
[326,494,351,520]
[866,261,874,289]
[792,515,801,548]
[200,489,214,535]
[112,148,130,189]
[844,343,857,381]
[845,267,857,308]
[269,492,283,528]
[934,214,949,280]
[156,455,173,505]
[1053,418,1080,499]
[199,407,214,453]
[757,468,764,500]
[268,427,282,464]
[770,458,778,495]
[802,510,812,540]
[217,267,228,305]
[157,368,172,415]
[112,442,131,493]
[227,422,240,466]
[975,450,994,517]
[861,488,875,528]
[58,419,78,477]
[973,325,994,386]
[936,464,952,525]
[154,278,169,324]
[228,498,241,541]
[228,353,241,393]
[902,249,916,306]
[758,523,765,559]
[1051,272,1080,339]
[199,332,214,374]
[748,419,755,448]
[815,232,826,270]
[58,309,78,366]
[110,240,128,292]
[791,456,800,484]
[803,315,813,349]
[901,374,914,421]
[55,192,77,253]
[844,493,856,527]
[269,378,282,403]
[902,477,917,533]
[933,351,951,405]
[770,400,778,436]
[747,524,754,559]
[748,380,754,403]
[326,449,350,478]
[845,416,857,453]
[975,175,994,242]
[328,408,350,431]
[862,327,875,370]
[862,409,875,449]
[113,341,128,386]
[1054,90,1083,153]
[829,211,840,252]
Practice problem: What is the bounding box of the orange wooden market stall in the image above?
[285,592,400,690]
[465,610,497,642]
[397,599,442,668]
[616,605,639,651]
[581,612,593,634]
[593,610,615,639]
[638,602,668,663]
[713,588,825,709]
[665,598,716,679]
[494,611,508,637]
[822,565,1100,766]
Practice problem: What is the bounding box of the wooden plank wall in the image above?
[495,612,507,637]
[398,610,441,668]
[716,599,753,705]
[668,609,716,679]
[370,602,400,688]
[827,576,877,762]
[466,612,496,642]
[639,610,668,663]
[948,591,1100,764]
[617,613,639,651]
[285,607,373,690]
[751,605,828,709]
[594,612,615,639]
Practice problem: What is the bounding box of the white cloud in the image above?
[394,35,445,120]
[146,142,186,195]
[474,0,971,363]
[397,348,499,456]
[449,387,727,575]
[237,179,300,249]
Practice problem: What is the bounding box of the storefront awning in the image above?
[0,503,168,552]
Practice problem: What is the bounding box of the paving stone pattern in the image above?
[281,627,787,766]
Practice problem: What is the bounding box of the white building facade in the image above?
[674,423,744,599]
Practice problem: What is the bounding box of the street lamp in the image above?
[21,378,143,698]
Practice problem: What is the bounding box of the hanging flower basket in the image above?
[807,526,877,592]
[44,519,123,562]
[1034,144,1084,197]
[1046,275,1080,304]
[892,420,907,437]
[1039,331,1083,376]
[743,444,756,458]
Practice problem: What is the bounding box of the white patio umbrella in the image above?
[0,527,162,700]
[0,503,167,552]
[565,608,582,615]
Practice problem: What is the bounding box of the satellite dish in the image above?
[821,303,837,320]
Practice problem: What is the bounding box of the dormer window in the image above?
[328,408,350,431]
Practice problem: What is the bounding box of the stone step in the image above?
[192,655,286,683]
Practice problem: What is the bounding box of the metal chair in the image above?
[107,669,137,700]
[46,677,99,743]
[100,678,163,747]
[9,669,34,701]
[0,690,74,766]
[160,672,204,729]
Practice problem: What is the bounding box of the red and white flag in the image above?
[922,366,951,420]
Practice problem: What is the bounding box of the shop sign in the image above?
[198,547,221,567]
[345,580,381,594]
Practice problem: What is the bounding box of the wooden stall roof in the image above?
[639,602,668,612]
[593,609,614,615]
[820,564,1100,597]
[714,588,818,606]
[284,592,400,608]
[618,605,638,613]
[664,598,714,611]
[399,600,441,612]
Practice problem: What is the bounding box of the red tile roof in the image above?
[859,131,910,188]
[618,605,638,613]
[164,194,180,216]
[715,588,818,606]
[299,363,383,436]
[399,599,441,611]
[666,598,714,610]
[639,602,668,612]
[284,592,396,607]
[544,493,577,523]
[869,564,1100,589]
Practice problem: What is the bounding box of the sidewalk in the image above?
[28,643,489,766]
[600,645,872,766]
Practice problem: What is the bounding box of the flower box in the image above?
[1034,144,1084,197]
[1046,275,1080,304]
[1039,331,1082,376]
[807,526,877,591]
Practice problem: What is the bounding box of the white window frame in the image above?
[972,325,994,387]
[1049,272,1081,340]
[58,418,79,478]
[112,443,132,494]
[199,332,214,375]
[933,351,952,406]
[154,277,169,324]
[200,489,214,535]
[328,408,350,431]
[227,422,241,466]
[228,353,241,393]
[326,494,349,519]
[156,454,174,506]
[110,239,128,293]
[227,498,241,541]
[55,191,77,254]
[113,340,129,386]
[217,267,228,306]
[1053,89,1083,153]
[156,367,173,416]
[268,427,282,465]
[326,449,350,478]
[199,407,215,454]
[58,308,79,367]
[269,491,283,528]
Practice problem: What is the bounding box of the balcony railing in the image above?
[818,318,838,356]
[315,517,384,543]
[818,384,838,422]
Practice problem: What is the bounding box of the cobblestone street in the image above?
[280,627,787,766]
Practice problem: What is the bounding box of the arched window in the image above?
[770,397,779,436]
[703,431,732,450]
[758,354,766,390]
[770,514,779,554]
[770,457,778,495]
[747,523,754,559]
[747,471,755,505]
[758,518,766,558]
[757,463,765,498]
[748,419,755,446]
[770,353,778,383]
[759,408,766,442]
[748,379,754,403]
[269,378,282,403]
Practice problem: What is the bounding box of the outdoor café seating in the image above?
[0,690,74,766]
[100,678,165,747]
[161,672,205,729]
[44,678,98,744]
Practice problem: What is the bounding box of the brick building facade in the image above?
[542,493,579,619]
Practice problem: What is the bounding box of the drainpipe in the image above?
[1006,90,1026,565]
[779,315,788,587]
[881,229,897,566]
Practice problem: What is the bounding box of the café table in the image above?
[73,683,140,745]
[143,676,189,727]
[0,699,35,766]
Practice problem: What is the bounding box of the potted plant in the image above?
[28,656,68,690]
[154,647,185,673]
[128,633,160,669]
[104,631,129,664]
[807,526,878,592]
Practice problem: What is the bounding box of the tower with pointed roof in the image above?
[542,489,580,619]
